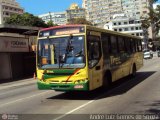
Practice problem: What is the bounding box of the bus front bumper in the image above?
[37,80,89,91]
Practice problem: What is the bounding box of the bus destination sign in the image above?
[39,26,84,37]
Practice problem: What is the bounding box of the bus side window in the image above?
[133,39,137,52]
[108,35,112,54]
[118,36,124,53]
[101,33,110,58]
[110,35,118,54]
[138,40,142,51]
[125,38,131,53]
[135,40,138,52]
[130,39,135,53]
[88,35,101,68]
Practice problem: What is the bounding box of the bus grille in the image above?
[50,80,72,84]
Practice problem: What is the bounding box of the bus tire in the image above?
[102,71,112,89]
[131,64,136,78]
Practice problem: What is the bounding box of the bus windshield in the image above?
[37,35,85,69]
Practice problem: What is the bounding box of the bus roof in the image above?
[86,25,142,40]
[40,24,84,31]
[40,24,142,40]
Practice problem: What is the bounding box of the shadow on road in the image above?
[47,71,156,100]
[145,100,160,114]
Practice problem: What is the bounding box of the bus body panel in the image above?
[37,67,89,91]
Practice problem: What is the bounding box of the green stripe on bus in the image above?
[37,80,89,91]
[52,69,75,74]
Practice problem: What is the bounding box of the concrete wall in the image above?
[0,53,12,80]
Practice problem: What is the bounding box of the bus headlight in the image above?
[74,79,87,84]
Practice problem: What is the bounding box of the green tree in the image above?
[47,20,58,27]
[141,4,160,41]
[5,12,47,27]
[67,18,92,25]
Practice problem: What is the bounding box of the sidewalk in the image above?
[0,78,37,90]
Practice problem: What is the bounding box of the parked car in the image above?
[143,50,153,59]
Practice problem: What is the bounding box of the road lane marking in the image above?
[53,73,147,120]
[0,91,51,108]
[54,100,94,120]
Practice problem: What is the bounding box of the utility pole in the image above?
[49,12,52,22]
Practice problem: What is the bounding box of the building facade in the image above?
[104,14,143,38]
[0,0,24,24]
[66,3,85,22]
[121,0,151,19]
[83,0,152,27]
[0,24,39,81]
[38,12,67,25]
[83,0,123,27]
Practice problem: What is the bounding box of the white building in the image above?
[38,12,67,25]
[104,14,143,38]
[83,0,152,35]
[0,0,24,24]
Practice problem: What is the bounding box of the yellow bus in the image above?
[36,25,143,91]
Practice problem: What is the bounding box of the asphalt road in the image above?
[0,57,160,120]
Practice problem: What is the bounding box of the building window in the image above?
[118,22,121,25]
[140,33,143,36]
[114,29,117,31]
[136,12,140,14]
[136,27,138,30]
[124,22,127,24]
[119,28,122,31]
[136,33,139,36]
[129,20,134,24]
[143,11,147,13]
[124,28,128,31]
[131,27,134,30]
[5,12,9,15]
[113,22,116,25]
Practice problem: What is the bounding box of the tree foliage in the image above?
[141,4,160,38]
[5,12,48,27]
[47,20,58,27]
[67,18,92,25]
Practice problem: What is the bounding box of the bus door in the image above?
[87,33,103,90]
